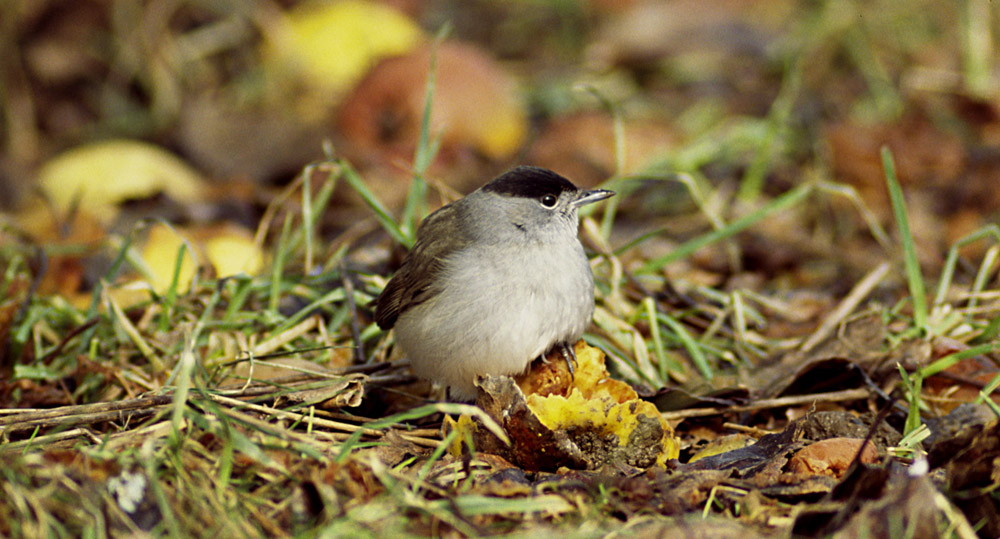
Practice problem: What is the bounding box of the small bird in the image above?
[374,166,614,400]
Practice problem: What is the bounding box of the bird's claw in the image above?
[559,342,577,380]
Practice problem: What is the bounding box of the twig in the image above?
[212,404,333,455]
[251,316,319,357]
[213,361,406,393]
[722,422,776,437]
[1,407,164,434]
[205,393,440,447]
[0,428,99,452]
[659,388,871,420]
[800,262,891,353]
[341,261,365,364]
[366,372,418,386]
[0,395,174,427]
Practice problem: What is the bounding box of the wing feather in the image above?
[374,203,466,329]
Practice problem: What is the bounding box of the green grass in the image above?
[3,0,1000,535]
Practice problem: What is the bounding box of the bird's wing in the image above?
[374,204,466,329]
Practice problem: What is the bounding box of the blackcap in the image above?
[375,166,614,400]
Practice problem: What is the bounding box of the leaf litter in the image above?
[2,1,1000,537]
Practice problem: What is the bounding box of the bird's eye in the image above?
[540,194,558,208]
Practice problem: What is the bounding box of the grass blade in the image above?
[882,146,927,335]
[658,311,713,381]
[340,160,412,247]
[637,182,812,274]
[738,55,802,202]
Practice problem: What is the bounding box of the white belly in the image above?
[393,241,594,400]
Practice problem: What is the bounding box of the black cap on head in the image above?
[481,166,577,199]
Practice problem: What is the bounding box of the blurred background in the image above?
[2,0,999,297]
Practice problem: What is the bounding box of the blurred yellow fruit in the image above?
[264,0,424,96]
[203,225,264,278]
[139,224,264,296]
[38,139,205,223]
[140,223,198,295]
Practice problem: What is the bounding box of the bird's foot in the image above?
[559,342,577,380]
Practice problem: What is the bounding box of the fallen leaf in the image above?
[38,139,206,224]
[688,434,754,463]
[824,115,964,213]
[528,111,679,187]
[787,438,878,478]
[262,0,424,97]
[337,41,529,164]
[139,223,199,295]
[792,465,948,538]
[133,222,265,298]
[928,419,1000,508]
[202,224,264,279]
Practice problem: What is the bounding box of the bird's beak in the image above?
[572,189,615,208]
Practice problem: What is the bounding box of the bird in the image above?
[374,166,614,400]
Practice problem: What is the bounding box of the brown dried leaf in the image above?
[927,419,1000,536]
[337,41,528,165]
[787,438,878,478]
[226,358,365,408]
[528,112,679,188]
